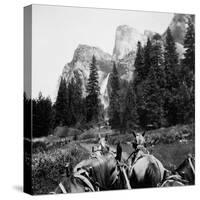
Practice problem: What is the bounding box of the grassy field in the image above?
[107,124,194,170]
[32,142,90,194]
[31,124,194,194]
[119,141,194,170]
[148,141,194,170]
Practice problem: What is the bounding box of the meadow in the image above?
[31,124,194,194]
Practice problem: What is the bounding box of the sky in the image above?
[32,4,174,102]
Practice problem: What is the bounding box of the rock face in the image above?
[113,25,147,60]
[144,30,157,40]
[162,14,194,59]
[117,51,135,82]
[163,14,194,45]
[61,14,193,110]
[61,44,112,108]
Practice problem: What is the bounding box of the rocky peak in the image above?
[144,30,157,40]
[163,14,194,45]
[112,25,147,60]
[72,44,111,64]
[62,44,113,103]
[60,14,194,110]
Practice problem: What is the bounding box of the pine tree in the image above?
[164,28,180,125]
[133,39,151,129]
[137,37,165,128]
[183,18,195,74]
[86,55,100,122]
[24,92,31,139]
[164,28,179,89]
[138,77,160,129]
[108,62,121,129]
[150,38,166,127]
[151,37,165,89]
[182,17,195,92]
[134,41,144,86]
[54,77,69,127]
[180,17,195,122]
[32,92,53,137]
[122,83,138,131]
[67,79,76,125]
[66,72,84,126]
[118,80,129,134]
[143,38,152,80]
[73,71,84,123]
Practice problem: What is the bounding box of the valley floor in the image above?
[31,124,194,194]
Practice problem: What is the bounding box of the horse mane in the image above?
[143,161,161,187]
[74,153,118,190]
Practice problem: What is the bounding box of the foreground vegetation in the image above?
[31,124,194,194]
[32,142,90,194]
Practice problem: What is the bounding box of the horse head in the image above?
[175,154,195,185]
[131,130,146,148]
[129,130,149,166]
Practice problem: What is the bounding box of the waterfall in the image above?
[100,73,110,110]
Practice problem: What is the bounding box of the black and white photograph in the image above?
[24,4,195,195]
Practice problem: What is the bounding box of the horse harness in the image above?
[58,158,123,193]
[129,145,150,165]
[160,157,195,187]
[160,174,188,187]
[188,157,195,176]
[57,169,97,193]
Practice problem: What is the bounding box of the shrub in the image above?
[32,141,47,154]
[145,124,194,145]
[54,126,82,138]
[79,128,98,140]
[32,143,90,194]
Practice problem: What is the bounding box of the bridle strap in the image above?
[121,166,131,189]
[161,179,184,187]
[74,174,95,192]
[160,174,189,187]
[59,182,67,194]
[188,157,195,176]
[128,145,149,164]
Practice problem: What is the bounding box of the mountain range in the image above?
[61,14,194,110]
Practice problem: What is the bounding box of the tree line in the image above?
[24,55,103,138]
[109,18,195,132]
[24,17,194,138]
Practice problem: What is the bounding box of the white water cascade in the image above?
[100,73,110,111]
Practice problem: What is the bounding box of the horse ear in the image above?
[188,153,192,158]
[142,131,146,137]
[132,130,136,137]
[65,163,71,177]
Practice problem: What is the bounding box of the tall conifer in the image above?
[54,77,68,127]
[108,62,121,129]
[86,55,100,122]
[164,28,180,125]
[180,17,195,122]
